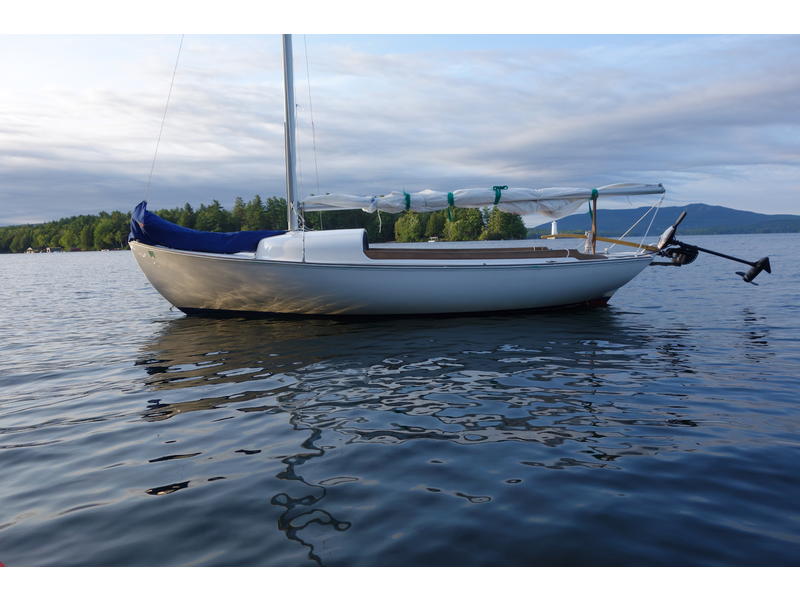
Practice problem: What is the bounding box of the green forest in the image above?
[0,195,528,253]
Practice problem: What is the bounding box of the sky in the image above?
[1,21,799,225]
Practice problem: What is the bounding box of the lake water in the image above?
[1,234,798,566]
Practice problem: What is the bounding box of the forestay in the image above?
[300,183,665,227]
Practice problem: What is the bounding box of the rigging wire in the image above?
[303,35,321,196]
[303,35,323,230]
[604,195,663,253]
[296,101,305,225]
[638,194,664,250]
[144,34,184,203]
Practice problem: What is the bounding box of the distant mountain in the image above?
[529,203,800,237]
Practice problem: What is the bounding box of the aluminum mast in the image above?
[282,34,299,231]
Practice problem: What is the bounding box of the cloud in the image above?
[1,34,798,225]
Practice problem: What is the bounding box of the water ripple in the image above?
[1,237,799,565]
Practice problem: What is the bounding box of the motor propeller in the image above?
[652,211,772,284]
[736,256,772,284]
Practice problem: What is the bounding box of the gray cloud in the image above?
[1,34,798,226]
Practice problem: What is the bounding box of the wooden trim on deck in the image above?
[364,246,607,261]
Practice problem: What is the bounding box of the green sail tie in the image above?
[587,188,598,216]
[404,192,411,211]
[447,192,455,221]
[492,185,508,205]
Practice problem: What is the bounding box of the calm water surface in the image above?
[1,234,798,566]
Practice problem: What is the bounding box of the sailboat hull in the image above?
[130,240,653,316]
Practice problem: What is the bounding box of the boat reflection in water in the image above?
[134,309,706,565]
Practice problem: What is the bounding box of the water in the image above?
[1,234,798,566]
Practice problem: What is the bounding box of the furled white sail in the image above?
[299,183,665,227]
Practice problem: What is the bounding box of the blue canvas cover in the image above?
[129,201,285,254]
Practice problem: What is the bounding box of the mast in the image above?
[282,34,299,231]
[590,192,598,253]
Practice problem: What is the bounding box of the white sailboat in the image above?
[128,35,686,316]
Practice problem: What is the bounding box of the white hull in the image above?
[130,236,653,316]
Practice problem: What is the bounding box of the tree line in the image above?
[0,195,528,253]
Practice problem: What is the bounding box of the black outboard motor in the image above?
[652,211,772,284]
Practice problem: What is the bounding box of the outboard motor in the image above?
[652,211,772,284]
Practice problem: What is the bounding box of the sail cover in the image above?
[300,183,665,227]
[129,201,285,253]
